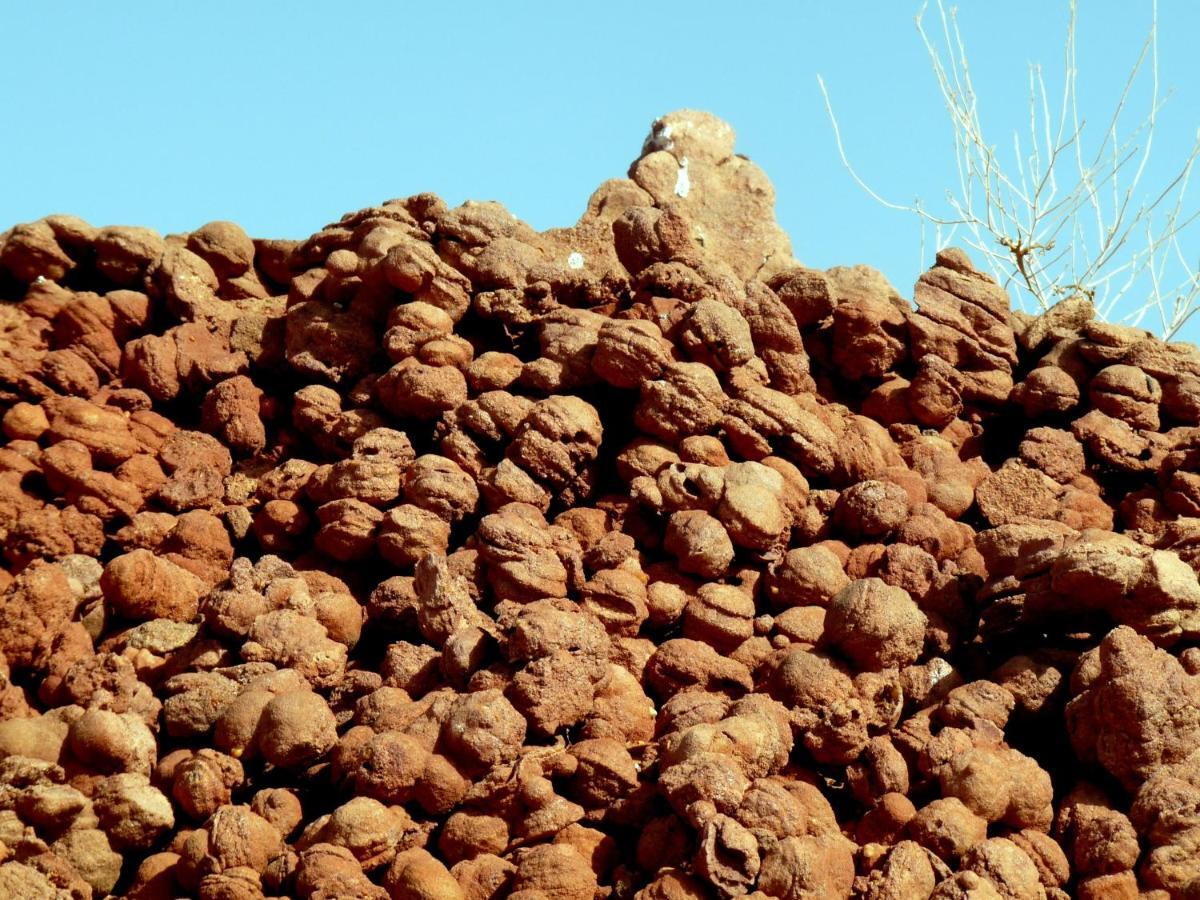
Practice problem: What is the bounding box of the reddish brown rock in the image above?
[2,110,1200,900]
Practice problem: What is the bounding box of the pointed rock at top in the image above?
[641,109,737,164]
[624,110,798,283]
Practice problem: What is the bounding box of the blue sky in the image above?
[4,1,1198,341]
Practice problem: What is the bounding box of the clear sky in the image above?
[4,1,1198,341]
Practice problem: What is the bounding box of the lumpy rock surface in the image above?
[2,109,1200,898]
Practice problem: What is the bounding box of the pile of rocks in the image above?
[1,109,1199,898]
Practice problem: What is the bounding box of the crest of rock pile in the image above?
[1,109,1200,898]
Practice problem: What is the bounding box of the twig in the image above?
[819,0,1199,334]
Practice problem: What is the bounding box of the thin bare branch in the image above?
[820,0,1198,332]
[816,74,964,224]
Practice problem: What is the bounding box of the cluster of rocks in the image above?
[0,109,1199,898]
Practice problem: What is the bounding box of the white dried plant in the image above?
[819,0,1200,340]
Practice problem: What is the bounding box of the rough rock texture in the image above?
[2,109,1200,897]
